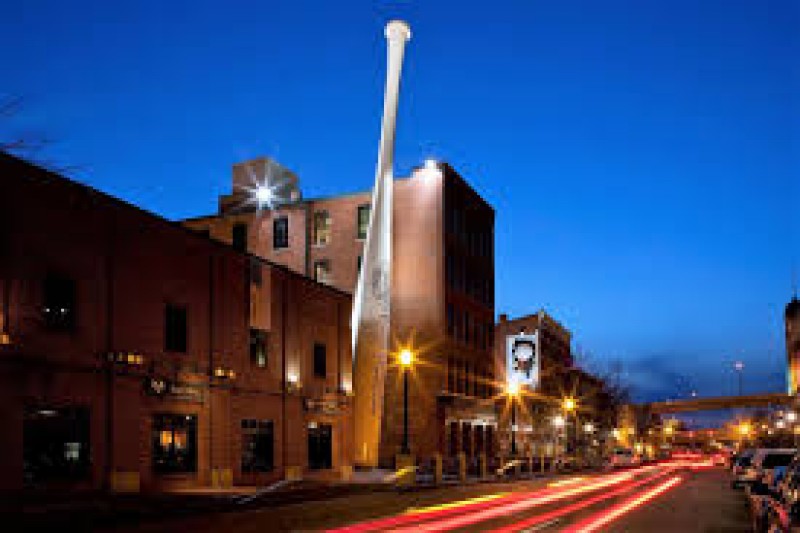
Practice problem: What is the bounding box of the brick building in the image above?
[183,157,495,466]
[0,153,353,492]
[787,296,800,395]
[494,312,614,462]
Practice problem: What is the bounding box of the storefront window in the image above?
[241,419,274,472]
[23,406,90,485]
[152,413,197,474]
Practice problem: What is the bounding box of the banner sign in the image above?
[506,332,540,389]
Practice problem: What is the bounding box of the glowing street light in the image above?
[398,348,414,455]
[738,422,751,437]
[553,415,566,428]
[788,412,797,423]
[562,397,577,412]
[583,422,595,433]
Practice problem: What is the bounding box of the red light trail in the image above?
[487,470,673,533]
[559,475,683,533]
[327,466,673,533]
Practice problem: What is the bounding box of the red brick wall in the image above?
[0,153,352,492]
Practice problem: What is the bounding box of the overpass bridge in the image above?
[643,392,794,414]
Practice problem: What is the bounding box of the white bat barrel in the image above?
[351,20,411,468]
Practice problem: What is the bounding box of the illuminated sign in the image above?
[506,332,540,390]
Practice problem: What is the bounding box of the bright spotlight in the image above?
[255,185,273,205]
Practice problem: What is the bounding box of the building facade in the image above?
[183,157,496,466]
[493,312,614,463]
[787,297,800,395]
[0,153,353,492]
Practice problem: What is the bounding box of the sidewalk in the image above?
[7,469,579,532]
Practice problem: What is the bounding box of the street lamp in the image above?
[507,379,520,456]
[562,397,577,413]
[561,397,577,459]
[734,361,744,396]
[399,348,414,454]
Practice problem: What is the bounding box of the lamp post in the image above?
[562,397,577,459]
[399,348,413,454]
[734,361,744,396]
[507,379,520,456]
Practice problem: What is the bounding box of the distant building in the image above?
[494,312,615,462]
[183,157,495,466]
[787,296,800,395]
[0,153,353,492]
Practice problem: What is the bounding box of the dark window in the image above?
[165,304,187,353]
[357,255,362,279]
[446,304,454,337]
[313,260,330,284]
[152,413,197,473]
[447,356,455,392]
[273,216,289,249]
[23,406,90,484]
[250,259,262,286]
[449,421,459,456]
[43,274,76,331]
[357,204,370,239]
[232,222,248,252]
[308,423,332,470]
[250,328,268,368]
[241,419,274,472]
[313,343,327,378]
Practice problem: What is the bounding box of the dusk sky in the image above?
[2,0,798,403]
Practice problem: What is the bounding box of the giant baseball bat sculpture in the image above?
[351,20,411,468]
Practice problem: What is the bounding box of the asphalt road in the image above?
[117,462,751,532]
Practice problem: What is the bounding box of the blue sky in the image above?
[2,0,798,404]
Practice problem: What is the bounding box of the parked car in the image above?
[764,453,800,532]
[732,449,756,487]
[607,448,639,468]
[750,464,790,532]
[749,450,797,488]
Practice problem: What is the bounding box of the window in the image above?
[241,419,274,472]
[250,259,262,286]
[165,304,187,353]
[250,328,267,368]
[447,357,455,392]
[313,342,327,378]
[313,260,330,284]
[232,222,248,252]
[43,274,76,331]
[23,406,90,484]
[357,204,370,239]
[356,255,362,279]
[446,304,454,337]
[273,216,289,249]
[152,413,197,473]
[313,211,331,246]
